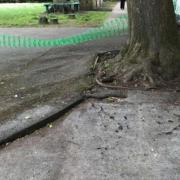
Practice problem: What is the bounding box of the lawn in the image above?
[52,11,109,27]
[0,3,44,27]
[0,3,109,27]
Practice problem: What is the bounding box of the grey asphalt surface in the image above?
[0,28,128,122]
[0,90,180,180]
[1,5,180,179]
[0,27,128,145]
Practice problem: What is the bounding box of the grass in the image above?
[0,3,110,27]
[51,11,109,27]
[0,3,44,27]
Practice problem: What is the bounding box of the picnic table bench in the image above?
[44,2,80,13]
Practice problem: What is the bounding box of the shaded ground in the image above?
[0,3,129,145]
[0,90,180,180]
[0,27,128,122]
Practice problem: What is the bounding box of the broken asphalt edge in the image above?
[0,95,84,146]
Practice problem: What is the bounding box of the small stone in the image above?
[110,115,114,119]
[134,84,138,87]
[25,116,31,119]
[20,87,25,90]
[48,124,53,128]
[14,94,18,98]
[156,121,163,124]
[154,153,158,157]
[168,120,174,123]
[118,125,123,130]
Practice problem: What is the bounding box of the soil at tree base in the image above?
[95,50,180,91]
[94,28,180,91]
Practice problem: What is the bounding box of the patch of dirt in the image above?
[0,75,93,123]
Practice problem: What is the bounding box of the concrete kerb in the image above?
[0,94,84,146]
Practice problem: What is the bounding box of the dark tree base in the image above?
[39,16,49,24]
[94,49,180,90]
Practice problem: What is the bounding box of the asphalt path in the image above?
[1,20,180,180]
[0,90,180,180]
[0,27,127,122]
[1,6,180,180]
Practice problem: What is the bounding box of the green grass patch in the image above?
[0,3,109,27]
[54,11,109,27]
[0,3,44,27]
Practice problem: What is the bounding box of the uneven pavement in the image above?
[0,90,180,180]
[0,2,129,144]
[1,5,180,179]
[0,27,128,144]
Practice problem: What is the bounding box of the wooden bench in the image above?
[44,2,80,14]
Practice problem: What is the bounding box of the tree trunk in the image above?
[119,0,180,86]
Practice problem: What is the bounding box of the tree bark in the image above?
[120,0,180,86]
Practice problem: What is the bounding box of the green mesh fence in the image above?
[0,15,128,48]
[174,0,180,15]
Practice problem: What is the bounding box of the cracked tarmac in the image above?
[0,90,180,180]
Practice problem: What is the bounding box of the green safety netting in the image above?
[174,0,180,15]
[0,15,128,48]
[0,0,179,49]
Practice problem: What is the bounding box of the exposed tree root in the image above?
[84,86,127,99]
[121,62,162,88]
[96,77,128,90]
[94,49,180,91]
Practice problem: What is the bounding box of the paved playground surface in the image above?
[0,90,180,180]
[1,3,180,180]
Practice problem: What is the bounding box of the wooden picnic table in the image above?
[44,2,80,13]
